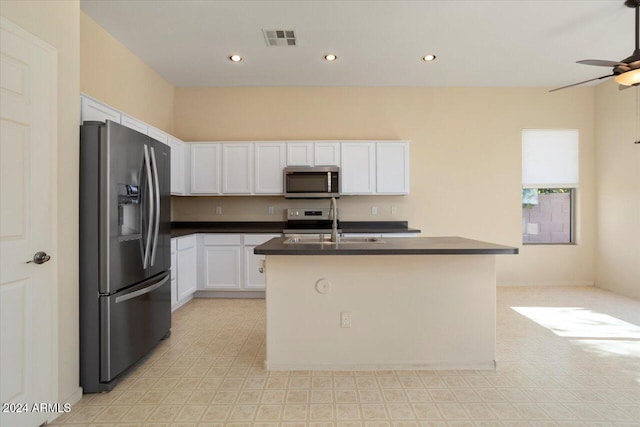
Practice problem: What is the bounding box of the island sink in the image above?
[284,236,385,244]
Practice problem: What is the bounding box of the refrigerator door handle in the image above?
[142,144,154,269]
[149,146,161,266]
[115,274,170,304]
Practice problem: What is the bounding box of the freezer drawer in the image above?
[100,272,171,382]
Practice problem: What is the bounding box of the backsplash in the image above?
[171,195,409,222]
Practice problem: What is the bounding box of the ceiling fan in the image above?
[551,0,640,92]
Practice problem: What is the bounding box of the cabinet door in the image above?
[121,114,148,134]
[190,143,221,194]
[255,142,285,194]
[170,246,178,307]
[167,136,185,195]
[376,142,410,194]
[148,126,169,144]
[80,96,121,124]
[177,246,197,300]
[314,142,341,166]
[203,246,241,289]
[286,142,314,166]
[222,143,253,194]
[244,234,280,290]
[341,142,376,194]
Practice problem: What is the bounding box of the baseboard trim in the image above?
[497,281,594,287]
[195,290,265,299]
[49,386,83,423]
[171,294,193,312]
[265,360,496,371]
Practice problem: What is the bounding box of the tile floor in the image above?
[51,286,640,426]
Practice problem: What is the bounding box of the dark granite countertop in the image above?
[171,221,421,238]
[254,236,518,256]
[171,222,284,237]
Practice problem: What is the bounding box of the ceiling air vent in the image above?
[263,29,297,46]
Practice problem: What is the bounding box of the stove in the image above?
[283,208,341,235]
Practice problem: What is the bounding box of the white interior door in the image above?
[0,17,58,427]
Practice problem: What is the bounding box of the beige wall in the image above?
[266,254,497,370]
[1,0,81,403]
[173,87,597,286]
[595,79,640,299]
[80,11,174,133]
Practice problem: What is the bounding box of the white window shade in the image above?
[522,129,579,187]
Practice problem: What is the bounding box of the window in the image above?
[521,130,578,244]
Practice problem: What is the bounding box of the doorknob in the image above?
[27,251,51,264]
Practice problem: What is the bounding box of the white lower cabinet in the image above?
[170,235,197,311]
[199,233,280,293]
[202,235,242,289]
[244,234,281,290]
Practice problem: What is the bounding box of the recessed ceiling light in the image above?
[422,54,437,62]
[324,54,337,61]
[229,54,243,62]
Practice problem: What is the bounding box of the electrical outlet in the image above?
[216,206,222,215]
[340,312,351,328]
[268,206,274,215]
[371,206,378,215]
[391,206,397,215]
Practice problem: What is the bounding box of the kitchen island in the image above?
[254,236,518,370]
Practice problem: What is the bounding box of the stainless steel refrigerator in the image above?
[80,120,171,393]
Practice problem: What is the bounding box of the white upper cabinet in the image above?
[80,96,121,124]
[341,142,376,194]
[167,136,186,195]
[314,142,341,166]
[254,142,286,194]
[121,114,148,134]
[376,141,410,194]
[222,143,253,194]
[190,143,221,194]
[286,142,314,166]
[79,97,410,198]
[148,126,169,144]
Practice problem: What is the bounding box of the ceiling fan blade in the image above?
[618,83,636,90]
[577,59,626,67]
[549,74,614,92]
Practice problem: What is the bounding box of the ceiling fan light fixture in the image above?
[614,69,640,86]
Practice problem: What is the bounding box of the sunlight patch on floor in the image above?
[511,306,640,339]
[512,306,640,382]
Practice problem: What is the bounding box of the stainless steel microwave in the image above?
[284,166,340,199]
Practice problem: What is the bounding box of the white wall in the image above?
[595,79,640,299]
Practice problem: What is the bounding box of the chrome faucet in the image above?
[330,197,339,243]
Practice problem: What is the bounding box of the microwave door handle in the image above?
[142,144,154,269]
[327,172,331,192]
[149,146,160,266]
